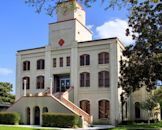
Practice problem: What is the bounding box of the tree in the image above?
[25,0,130,16]
[141,94,159,124]
[0,82,15,104]
[119,0,162,100]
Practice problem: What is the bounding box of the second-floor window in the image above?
[60,57,63,67]
[80,72,90,87]
[23,61,30,71]
[37,59,45,70]
[66,56,70,66]
[22,77,30,89]
[98,52,109,64]
[80,54,90,66]
[53,58,56,68]
[98,71,109,87]
[36,76,44,89]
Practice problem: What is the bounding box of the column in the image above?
[45,46,52,89]
[16,53,22,100]
[70,42,78,104]
[110,42,118,125]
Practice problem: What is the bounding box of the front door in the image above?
[60,78,70,92]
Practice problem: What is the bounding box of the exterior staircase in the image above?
[54,87,93,124]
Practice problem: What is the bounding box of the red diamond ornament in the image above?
[58,39,64,46]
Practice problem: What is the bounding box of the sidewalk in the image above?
[0,124,114,130]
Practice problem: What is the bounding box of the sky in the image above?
[0,0,133,94]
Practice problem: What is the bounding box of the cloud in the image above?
[96,19,134,45]
[0,68,13,76]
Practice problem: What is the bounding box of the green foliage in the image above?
[119,0,162,101]
[0,112,20,125]
[141,97,157,112]
[42,113,82,128]
[0,82,15,104]
[0,126,57,130]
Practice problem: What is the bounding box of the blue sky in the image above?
[0,1,131,94]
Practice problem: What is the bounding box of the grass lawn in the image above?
[110,121,162,130]
[0,126,57,130]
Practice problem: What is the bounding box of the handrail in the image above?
[60,96,92,123]
[54,86,92,123]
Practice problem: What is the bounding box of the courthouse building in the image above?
[7,1,150,126]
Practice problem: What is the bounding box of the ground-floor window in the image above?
[80,100,90,114]
[34,106,40,125]
[42,107,48,113]
[26,107,30,125]
[99,100,110,119]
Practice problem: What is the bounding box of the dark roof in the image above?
[79,37,118,44]
[17,46,45,53]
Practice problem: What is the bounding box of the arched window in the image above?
[37,59,45,70]
[36,76,44,89]
[135,102,140,118]
[99,100,110,119]
[26,107,30,125]
[80,100,90,114]
[22,77,30,89]
[98,71,109,87]
[34,106,40,125]
[42,107,48,113]
[23,61,30,71]
[80,72,90,87]
[98,52,109,64]
[80,54,90,66]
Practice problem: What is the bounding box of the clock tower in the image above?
[48,0,92,48]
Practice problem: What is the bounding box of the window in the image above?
[98,52,109,64]
[135,102,140,118]
[80,100,90,114]
[53,58,56,68]
[66,56,70,66]
[36,76,44,89]
[99,100,110,119]
[22,77,30,89]
[42,107,48,113]
[26,107,30,125]
[80,72,90,87]
[98,71,109,87]
[80,54,90,66]
[60,57,63,67]
[23,61,30,71]
[37,59,45,70]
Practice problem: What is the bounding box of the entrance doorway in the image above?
[34,106,40,125]
[54,74,70,92]
[60,78,70,92]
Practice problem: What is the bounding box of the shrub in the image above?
[0,112,20,125]
[42,113,82,128]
